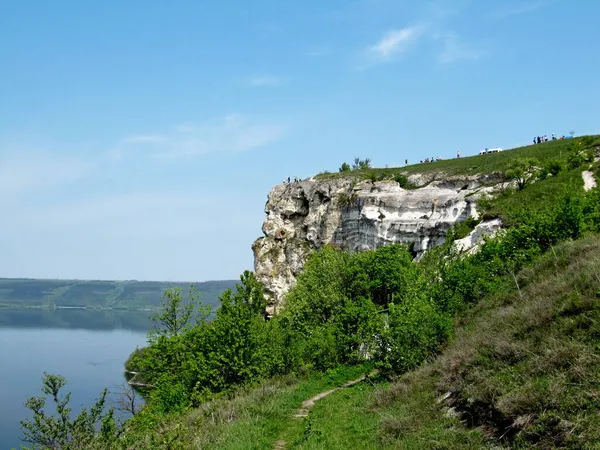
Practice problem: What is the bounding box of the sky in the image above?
[1,0,599,282]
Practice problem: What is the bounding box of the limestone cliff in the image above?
[253,172,506,315]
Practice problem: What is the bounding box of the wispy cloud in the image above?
[246,76,285,87]
[110,114,287,160]
[368,25,425,61]
[436,33,486,63]
[488,0,557,19]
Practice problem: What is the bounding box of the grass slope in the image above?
[293,235,600,449]
[122,365,372,449]
[150,235,599,449]
[0,278,238,309]
[316,135,600,181]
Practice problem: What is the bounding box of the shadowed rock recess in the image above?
[253,172,506,314]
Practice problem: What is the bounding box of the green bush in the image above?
[394,174,409,188]
[377,296,451,374]
[339,162,351,172]
[150,378,190,414]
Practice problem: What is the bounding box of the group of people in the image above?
[533,133,564,144]
[282,176,302,184]
[417,156,444,164]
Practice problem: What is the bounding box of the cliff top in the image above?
[314,135,600,181]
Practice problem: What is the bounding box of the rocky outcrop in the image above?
[253,173,506,314]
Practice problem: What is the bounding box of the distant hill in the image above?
[0,278,238,309]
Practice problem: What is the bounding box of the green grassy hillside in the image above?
[317,135,600,181]
[113,237,600,450]
[0,278,237,309]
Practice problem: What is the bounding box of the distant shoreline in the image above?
[0,304,158,312]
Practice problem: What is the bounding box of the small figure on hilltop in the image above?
[456,151,461,158]
[405,159,408,165]
[533,137,537,145]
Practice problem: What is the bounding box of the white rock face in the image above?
[582,171,597,191]
[453,218,503,255]
[253,173,505,314]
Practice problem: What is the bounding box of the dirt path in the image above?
[273,370,378,449]
[582,171,597,191]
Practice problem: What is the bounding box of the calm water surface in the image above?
[0,309,149,449]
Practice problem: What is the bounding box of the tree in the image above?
[351,157,372,170]
[113,382,141,416]
[149,285,211,339]
[339,162,351,172]
[505,158,540,190]
[20,373,118,449]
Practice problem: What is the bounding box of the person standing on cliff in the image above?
[456,151,460,158]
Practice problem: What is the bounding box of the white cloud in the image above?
[368,26,424,61]
[246,76,285,87]
[110,114,287,160]
[436,33,486,63]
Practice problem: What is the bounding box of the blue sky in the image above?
[1,0,599,282]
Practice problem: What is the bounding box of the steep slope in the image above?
[297,235,600,449]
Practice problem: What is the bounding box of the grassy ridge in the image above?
[131,235,600,449]
[316,135,600,181]
[0,278,237,309]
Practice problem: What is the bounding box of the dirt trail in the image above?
[273,370,378,449]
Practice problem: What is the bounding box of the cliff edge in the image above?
[253,172,506,314]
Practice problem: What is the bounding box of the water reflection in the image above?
[0,312,148,449]
[0,307,153,331]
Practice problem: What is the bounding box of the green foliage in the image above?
[339,162,351,172]
[505,157,540,190]
[149,378,191,415]
[345,244,418,305]
[128,271,282,407]
[20,373,118,449]
[352,157,372,170]
[393,173,408,188]
[378,296,451,373]
[539,159,562,179]
[149,286,211,339]
[432,235,600,448]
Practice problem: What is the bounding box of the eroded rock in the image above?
[253,173,505,314]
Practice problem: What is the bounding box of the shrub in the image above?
[394,173,409,188]
[505,158,541,190]
[377,296,451,374]
[339,162,351,172]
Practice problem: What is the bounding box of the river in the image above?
[0,308,150,449]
